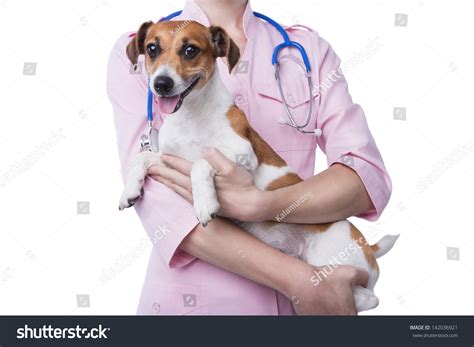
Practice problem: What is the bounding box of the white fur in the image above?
[159,68,255,165]
[242,220,381,312]
[149,64,188,95]
[119,61,396,313]
[120,68,256,222]
[191,159,220,225]
[373,234,399,258]
[119,151,162,210]
[303,221,380,311]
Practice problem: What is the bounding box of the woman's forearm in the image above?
[180,216,367,315]
[262,164,374,224]
[151,151,374,226]
[180,217,303,297]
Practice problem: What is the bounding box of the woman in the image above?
[107,0,391,315]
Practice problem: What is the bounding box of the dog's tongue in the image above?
[156,95,180,115]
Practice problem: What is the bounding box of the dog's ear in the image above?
[209,26,240,73]
[126,21,154,65]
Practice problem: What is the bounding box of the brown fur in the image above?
[350,224,378,271]
[371,243,380,254]
[209,26,240,72]
[305,223,335,233]
[126,21,240,91]
[226,106,287,167]
[266,173,302,191]
[261,220,333,233]
[126,21,153,65]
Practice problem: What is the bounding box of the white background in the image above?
[0,0,473,315]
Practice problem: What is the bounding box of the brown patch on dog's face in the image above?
[126,20,240,95]
[126,21,153,65]
[209,26,240,73]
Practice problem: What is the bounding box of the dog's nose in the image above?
[154,76,174,94]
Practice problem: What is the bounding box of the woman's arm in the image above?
[205,148,375,223]
[262,163,374,223]
[150,149,374,224]
[180,216,368,315]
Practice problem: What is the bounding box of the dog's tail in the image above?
[371,234,399,258]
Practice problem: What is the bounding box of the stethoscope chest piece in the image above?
[140,126,159,152]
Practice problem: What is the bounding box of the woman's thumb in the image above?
[202,147,235,174]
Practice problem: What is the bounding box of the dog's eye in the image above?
[147,43,159,58]
[183,45,199,59]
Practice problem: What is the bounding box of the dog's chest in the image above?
[158,111,253,163]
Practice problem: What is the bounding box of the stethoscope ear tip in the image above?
[313,128,322,137]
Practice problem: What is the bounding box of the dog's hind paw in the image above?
[354,286,379,312]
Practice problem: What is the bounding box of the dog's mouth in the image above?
[156,76,200,115]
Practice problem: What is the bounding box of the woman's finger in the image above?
[161,154,193,176]
[148,165,192,192]
[154,176,193,203]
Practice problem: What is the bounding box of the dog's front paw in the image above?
[119,179,144,210]
[193,195,220,227]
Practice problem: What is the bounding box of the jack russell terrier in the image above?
[119,20,398,313]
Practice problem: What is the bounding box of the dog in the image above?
[119,20,398,312]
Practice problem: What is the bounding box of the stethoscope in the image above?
[141,10,321,152]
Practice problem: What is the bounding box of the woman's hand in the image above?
[148,147,269,222]
[285,262,369,315]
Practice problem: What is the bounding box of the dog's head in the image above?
[126,20,240,114]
